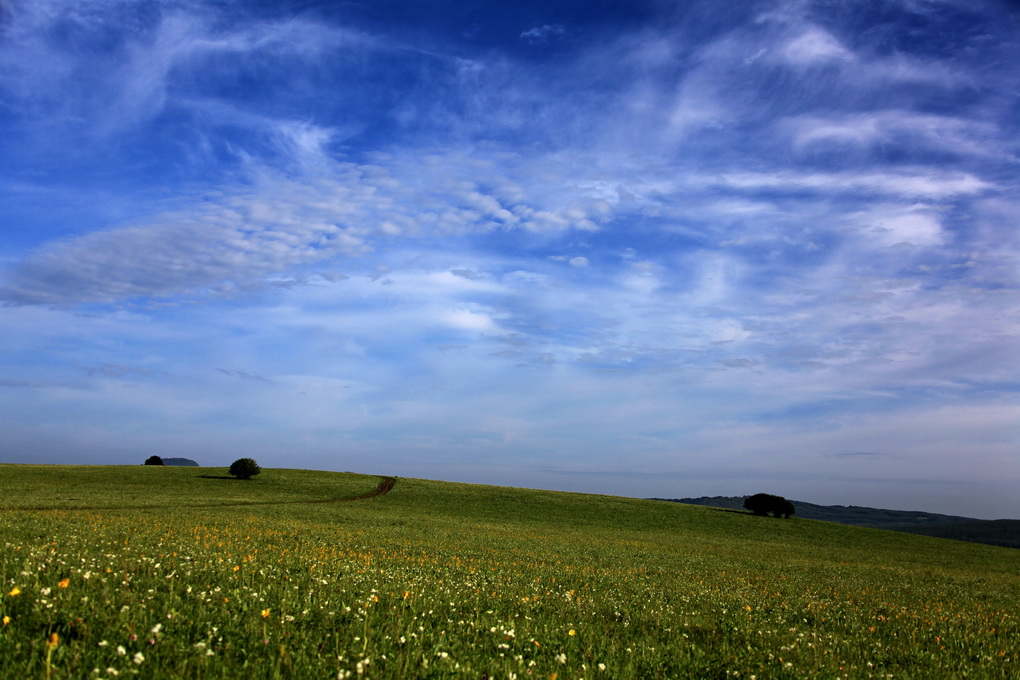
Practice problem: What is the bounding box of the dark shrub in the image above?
[144,455,164,466]
[743,493,795,518]
[229,457,261,480]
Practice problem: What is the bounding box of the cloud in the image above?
[217,368,271,382]
[786,111,1007,160]
[711,169,992,199]
[781,27,855,66]
[0,149,619,304]
[850,204,945,248]
[520,24,566,44]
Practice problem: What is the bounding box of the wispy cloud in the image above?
[520,24,566,44]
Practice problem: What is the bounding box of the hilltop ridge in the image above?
[656,496,1020,549]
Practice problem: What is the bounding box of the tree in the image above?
[144,455,164,466]
[229,457,261,480]
[743,493,795,518]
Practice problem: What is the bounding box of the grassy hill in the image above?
[1,464,1018,679]
[661,496,1020,549]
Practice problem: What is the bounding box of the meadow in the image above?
[0,465,1017,679]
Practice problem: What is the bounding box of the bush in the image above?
[229,458,261,480]
[743,493,795,518]
[144,455,164,466]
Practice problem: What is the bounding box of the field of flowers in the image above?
[1,465,1017,678]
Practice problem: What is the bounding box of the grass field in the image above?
[1,465,1017,679]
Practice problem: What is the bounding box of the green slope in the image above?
[1,465,1018,679]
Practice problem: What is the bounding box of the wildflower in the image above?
[261,609,271,618]
[8,587,20,596]
[117,645,127,656]
[47,633,60,648]
[133,652,145,665]
[98,640,109,647]
[59,578,70,588]
[150,623,162,635]
[556,653,567,664]
[2,616,10,626]
[569,629,576,636]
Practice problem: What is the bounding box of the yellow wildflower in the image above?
[7,587,20,597]
[47,633,59,648]
[58,578,70,589]
[261,609,271,618]
[2,616,10,626]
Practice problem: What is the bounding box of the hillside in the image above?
[658,496,1020,549]
[1,465,1018,679]
[162,457,199,466]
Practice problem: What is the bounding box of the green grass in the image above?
[0,465,377,509]
[1,465,1017,679]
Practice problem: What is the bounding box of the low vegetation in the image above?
[228,458,261,481]
[1,464,1017,678]
[742,493,795,518]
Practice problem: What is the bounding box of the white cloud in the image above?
[443,308,496,331]
[781,27,855,66]
[786,111,1007,160]
[0,149,620,304]
[713,169,992,198]
[851,204,946,248]
[520,24,566,44]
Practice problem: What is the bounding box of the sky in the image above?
[1,0,1018,519]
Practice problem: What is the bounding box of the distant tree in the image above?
[144,455,164,466]
[743,493,795,519]
[229,457,261,480]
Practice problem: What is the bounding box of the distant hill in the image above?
[655,496,1020,550]
[161,457,199,466]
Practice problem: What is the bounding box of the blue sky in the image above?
[1,0,1018,519]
